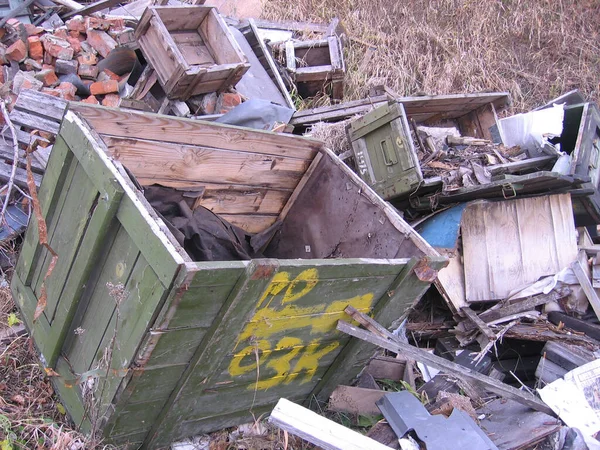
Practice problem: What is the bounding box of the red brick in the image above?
[0,43,7,65]
[66,37,81,54]
[101,93,120,107]
[77,53,97,65]
[56,81,77,100]
[78,64,98,79]
[101,68,119,81]
[106,17,125,31]
[200,92,217,114]
[42,87,61,97]
[6,40,27,62]
[14,72,43,93]
[85,17,111,31]
[66,17,86,33]
[53,28,68,40]
[42,64,53,70]
[35,68,59,87]
[218,92,242,113]
[109,27,135,46]
[90,79,118,95]
[42,36,74,60]
[0,70,4,84]
[82,95,99,104]
[6,18,20,27]
[86,29,116,58]
[27,36,43,60]
[23,23,44,36]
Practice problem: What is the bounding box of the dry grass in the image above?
[0,286,99,450]
[263,0,600,112]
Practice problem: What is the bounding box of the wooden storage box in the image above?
[348,102,422,201]
[136,6,250,100]
[12,106,445,449]
[284,36,345,100]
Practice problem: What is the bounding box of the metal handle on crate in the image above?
[380,137,398,166]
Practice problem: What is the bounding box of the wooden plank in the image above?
[245,19,295,110]
[435,253,467,313]
[292,92,511,126]
[9,109,60,134]
[62,0,123,18]
[218,213,277,233]
[337,321,554,415]
[462,194,578,302]
[143,260,282,448]
[312,257,445,401]
[487,155,557,176]
[461,306,496,343]
[102,136,310,190]
[152,5,211,31]
[200,8,246,65]
[14,88,68,121]
[269,399,392,450]
[71,103,321,160]
[571,259,600,320]
[171,31,214,66]
[365,356,406,380]
[329,385,384,416]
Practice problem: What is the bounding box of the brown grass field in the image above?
[264,0,600,112]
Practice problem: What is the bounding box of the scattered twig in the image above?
[473,319,520,364]
[0,101,20,228]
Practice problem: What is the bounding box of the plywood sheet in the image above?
[462,194,578,302]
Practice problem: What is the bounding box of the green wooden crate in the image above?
[348,102,423,201]
[12,106,445,449]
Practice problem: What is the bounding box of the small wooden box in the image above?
[136,6,250,100]
[285,36,345,100]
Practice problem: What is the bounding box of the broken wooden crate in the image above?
[136,5,250,100]
[283,36,345,100]
[11,105,445,449]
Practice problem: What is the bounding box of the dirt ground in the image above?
[263,0,600,112]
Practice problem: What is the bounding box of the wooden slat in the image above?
[71,103,321,160]
[14,88,68,121]
[337,320,554,415]
[219,213,277,233]
[62,0,123,18]
[152,5,211,31]
[103,136,310,190]
[9,109,60,134]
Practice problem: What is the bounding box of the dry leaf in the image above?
[10,394,25,405]
[44,367,60,377]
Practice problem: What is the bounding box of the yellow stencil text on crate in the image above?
[228,268,375,390]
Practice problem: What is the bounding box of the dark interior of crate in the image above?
[295,44,331,67]
[156,6,241,67]
[72,105,428,262]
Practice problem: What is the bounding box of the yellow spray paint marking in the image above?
[228,268,375,390]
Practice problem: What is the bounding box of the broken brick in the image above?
[6,40,27,62]
[90,79,118,95]
[66,17,86,33]
[85,17,111,31]
[66,37,82,54]
[101,93,120,107]
[13,71,42,94]
[42,35,74,60]
[106,17,125,31]
[201,92,218,115]
[82,95,99,104]
[78,64,98,79]
[100,69,119,81]
[35,68,59,87]
[86,29,116,58]
[217,92,242,113]
[53,28,69,40]
[27,36,43,60]
[41,87,61,97]
[56,81,77,100]
[55,58,78,75]
[23,23,44,36]
[108,27,135,46]
[77,53,97,65]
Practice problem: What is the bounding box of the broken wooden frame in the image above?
[12,105,446,448]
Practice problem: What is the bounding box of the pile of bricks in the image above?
[0,15,135,110]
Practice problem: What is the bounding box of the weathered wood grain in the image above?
[71,103,321,160]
